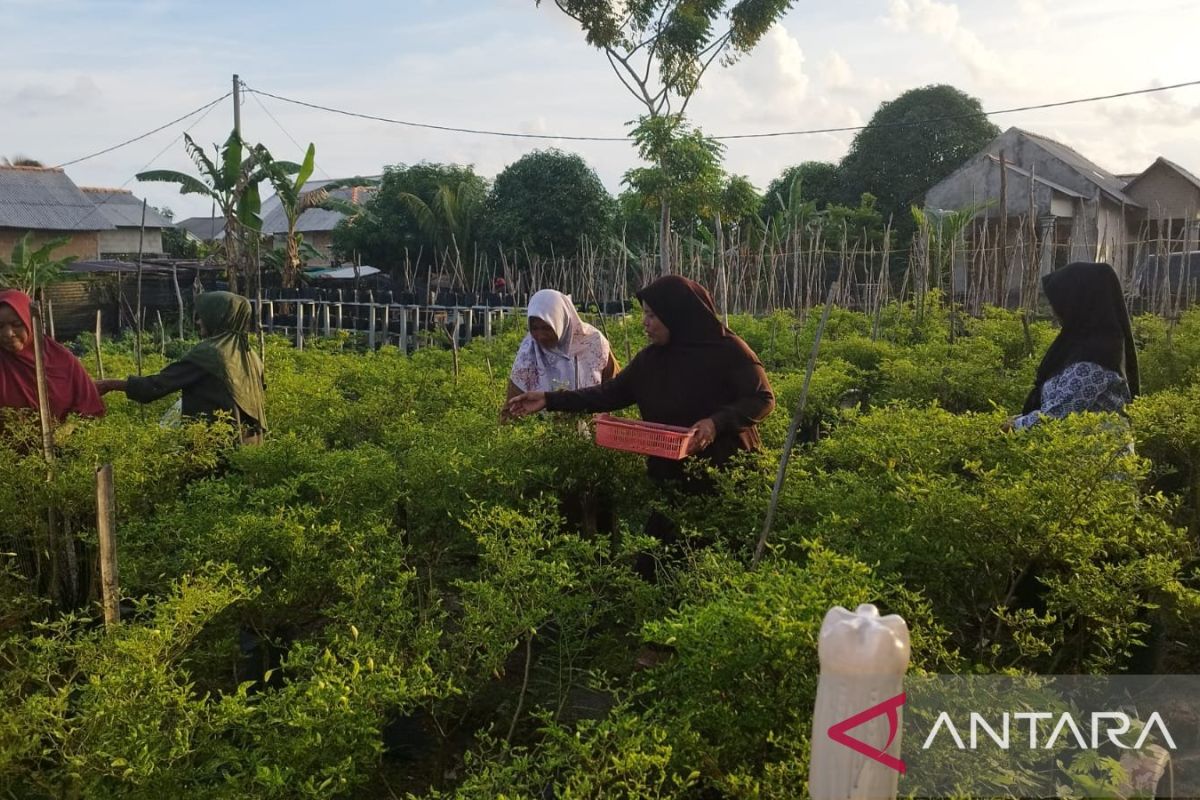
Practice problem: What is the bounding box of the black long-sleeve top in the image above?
[545,335,775,484]
[125,361,260,429]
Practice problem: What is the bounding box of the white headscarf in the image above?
[510,289,611,392]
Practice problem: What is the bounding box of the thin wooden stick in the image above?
[96,464,120,626]
[753,281,838,568]
[93,309,105,380]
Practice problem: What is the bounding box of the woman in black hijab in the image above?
[1008,262,1138,431]
[505,275,775,578]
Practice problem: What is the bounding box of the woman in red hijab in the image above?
[0,289,105,420]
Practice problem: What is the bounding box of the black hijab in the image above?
[636,275,727,344]
[1022,262,1139,414]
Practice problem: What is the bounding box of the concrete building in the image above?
[80,187,173,257]
[0,165,113,261]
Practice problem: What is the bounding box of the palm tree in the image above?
[397,181,484,262]
[136,132,272,293]
[2,156,44,167]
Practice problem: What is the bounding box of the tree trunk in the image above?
[659,199,672,277]
[284,232,301,289]
[224,215,240,294]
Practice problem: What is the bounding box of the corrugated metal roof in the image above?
[260,177,378,235]
[79,188,174,229]
[1013,128,1138,205]
[0,166,116,231]
[985,155,1085,199]
[176,216,225,240]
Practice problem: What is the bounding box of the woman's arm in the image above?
[105,361,207,405]
[708,354,776,436]
[544,357,638,414]
[506,379,523,401]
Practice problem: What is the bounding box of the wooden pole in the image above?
[96,464,120,627]
[30,303,56,463]
[135,198,147,376]
[156,310,166,356]
[46,297,56,340]
[173,263,185,339]
[295,302,304,350]
[368,304,377,350]
[753,282,838,568]
[93,309,105,379]
[31,302,68,605]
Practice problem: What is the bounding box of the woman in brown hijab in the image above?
[506,275,775,578]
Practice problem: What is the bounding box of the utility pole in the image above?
[232,74,242,138]
[232,73,243,294]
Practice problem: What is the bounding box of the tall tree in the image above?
[539,0,797,273]
[483,149,615,261]
[623,114,725,263]
[837,85,999,233]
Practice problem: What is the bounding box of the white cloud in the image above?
[820,52,854,89]
[882,0,1013,88]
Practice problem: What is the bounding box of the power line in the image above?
[246,87,334,181]
[243,78,1200,143]
[65,95,229,233]
[50,93,233,169]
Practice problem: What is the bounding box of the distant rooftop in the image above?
[79,187,174,229]
[0,165,115,231]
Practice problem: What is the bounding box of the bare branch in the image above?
[677,30,733,116]
[605,47,658,115]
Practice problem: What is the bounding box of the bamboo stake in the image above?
[31,302,68,606]
[96,464,120,626]
[753,281,838,568]
[93,309,105,379]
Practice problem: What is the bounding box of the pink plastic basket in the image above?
[593,414,695,460]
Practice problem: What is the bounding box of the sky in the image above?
[5,0,1200,220]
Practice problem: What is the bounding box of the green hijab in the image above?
[183,292,267,429]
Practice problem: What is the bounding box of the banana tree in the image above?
[0,233,76,297]
[137,131,271,294]
[258,144,366,288]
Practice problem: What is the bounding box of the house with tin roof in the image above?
[260,176,378,266]
[79,187,174,257]
[0,165,114,261]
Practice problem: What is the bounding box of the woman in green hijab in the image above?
[97,291,266,440]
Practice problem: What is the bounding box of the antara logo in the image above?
[921,711,1177,752]
[827,692,907,774]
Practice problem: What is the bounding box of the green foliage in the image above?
[4,300,1200,797]
[482,149,616,260]
[624,114,725,230]
[332,163,487,273]
[838,85,1000,236]
[0,232,77,295]
[761,161,841,219]
[137,131,273,292]
[540,0,797,116]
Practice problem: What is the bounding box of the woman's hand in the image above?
[1000,415,1018,433]
[94,379,126,396]
[686,417,717,455]
[503,391,547,420]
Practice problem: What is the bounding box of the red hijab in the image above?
[0,290,105,420]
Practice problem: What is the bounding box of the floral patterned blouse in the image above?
[1013,361,1131,430]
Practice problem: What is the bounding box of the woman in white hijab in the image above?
[507,289,617,399]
